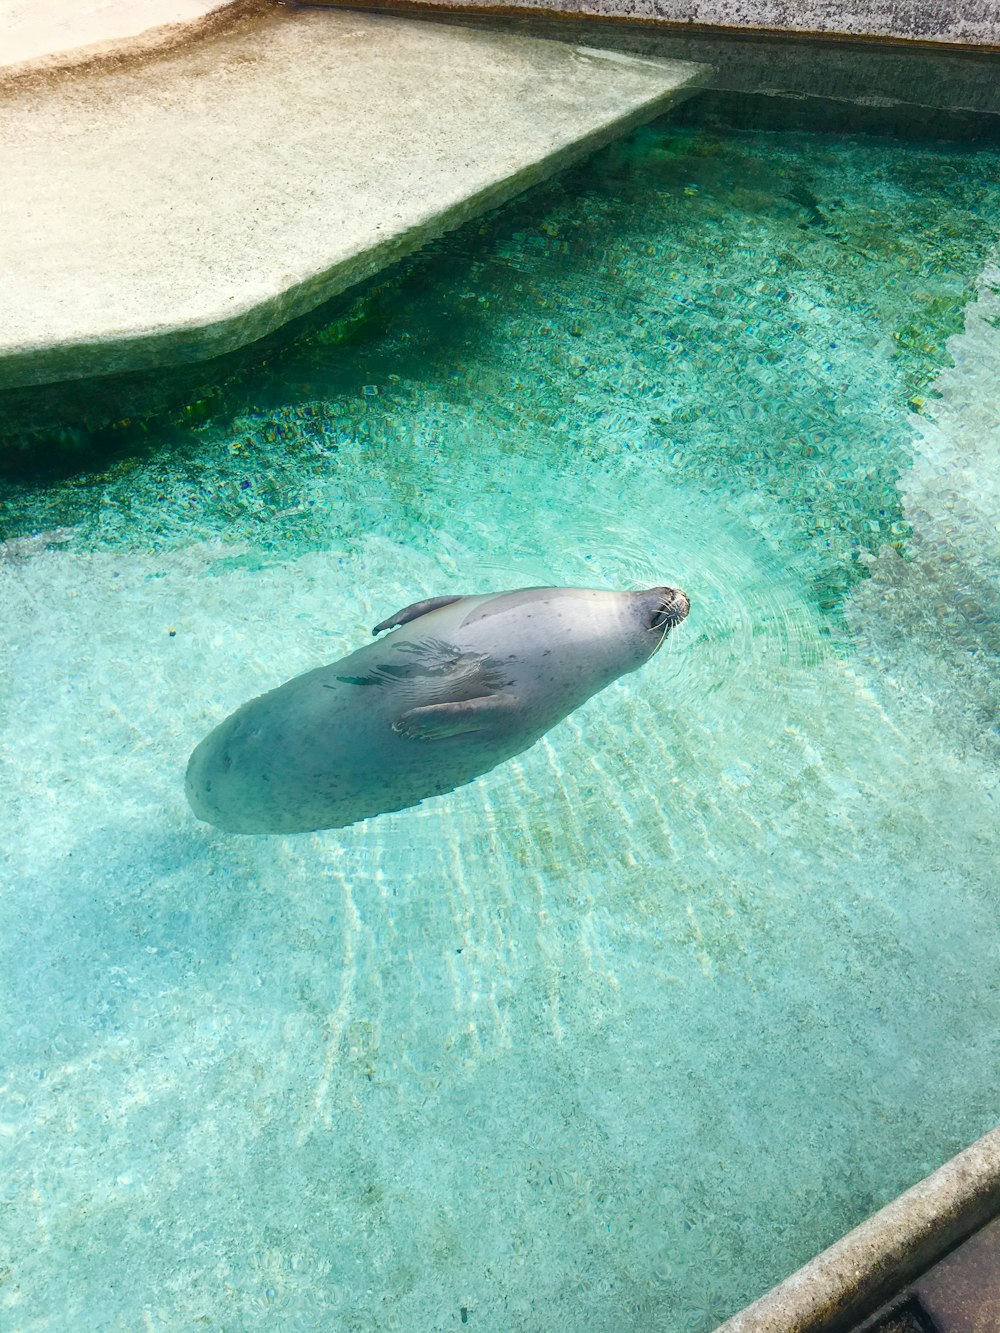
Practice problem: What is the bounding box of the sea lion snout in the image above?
[647,586,690,630]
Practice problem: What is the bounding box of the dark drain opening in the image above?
[860,1295,941,1333]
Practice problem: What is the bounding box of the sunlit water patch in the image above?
[1,124,998,1330]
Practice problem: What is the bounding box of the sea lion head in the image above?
[622,584,690,665]
[558,584,688,685]
[640,585,690,631]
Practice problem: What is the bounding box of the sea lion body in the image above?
[185,584,688,834]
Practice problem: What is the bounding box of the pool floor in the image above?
[1,121,999,1330]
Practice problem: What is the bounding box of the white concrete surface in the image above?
[0,0,237,71]
[0,7,702,390]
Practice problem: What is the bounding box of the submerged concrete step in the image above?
[0,6,703,392]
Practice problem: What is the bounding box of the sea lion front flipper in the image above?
[372,595,467,636]
[393,693,517,741]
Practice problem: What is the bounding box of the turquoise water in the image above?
[2,121,999,1329]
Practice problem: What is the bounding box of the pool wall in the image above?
[299,5,1000,130]
[714,1126,1000,1332]
[299,0,1000,46]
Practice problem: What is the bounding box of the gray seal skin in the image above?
[185,584,690,835]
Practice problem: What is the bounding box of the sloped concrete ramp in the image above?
[0,7,702,391]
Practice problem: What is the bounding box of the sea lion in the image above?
[185,584,689,834]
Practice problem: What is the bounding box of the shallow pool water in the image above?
[1,121,999,1330]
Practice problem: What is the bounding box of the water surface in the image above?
[2,121,999,1330]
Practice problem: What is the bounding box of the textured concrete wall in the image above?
[322,6,1000,120]
[304,0,1000,47]
[715,1126,1000,1332]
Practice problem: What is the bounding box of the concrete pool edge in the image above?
[0,9,705,393]
[0,0,263,83]
[295,7,1000,124]
[297,0,1000,50]
[0,79,703,390]
[713,1125,1000,1333]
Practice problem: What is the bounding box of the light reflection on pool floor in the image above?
[1,124,998,1330]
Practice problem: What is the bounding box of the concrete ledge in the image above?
[0,0,252,79]
[714,1126,1000,1333]
[341,8,1000,120]
[0,7,703,391]
[301,0,1000,49]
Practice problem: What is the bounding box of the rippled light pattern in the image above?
[1,123,999,1330]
